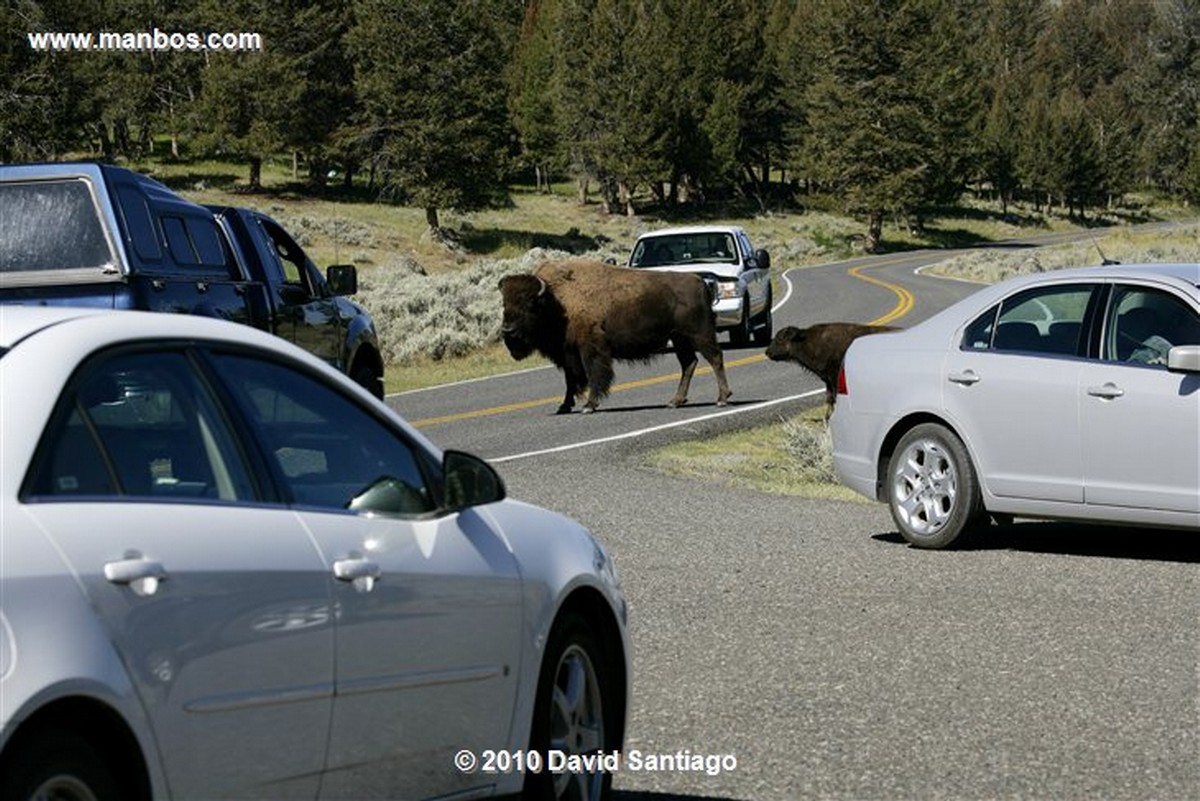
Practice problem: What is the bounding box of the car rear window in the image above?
[0,179,115,280]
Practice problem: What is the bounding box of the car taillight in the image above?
[837,364,848,395]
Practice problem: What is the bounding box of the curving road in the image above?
[387,230,1199,801]
[388,249,980,461]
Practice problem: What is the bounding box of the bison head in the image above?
[498,273,553,361]
[765,326,806,363]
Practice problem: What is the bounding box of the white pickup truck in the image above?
[628,225,773,345]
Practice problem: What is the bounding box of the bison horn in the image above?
[536,277,547,297]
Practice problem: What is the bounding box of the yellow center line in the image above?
[411,261,917,428]
[850,261,916,326]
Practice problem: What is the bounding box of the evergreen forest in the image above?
[6,0,1200,251]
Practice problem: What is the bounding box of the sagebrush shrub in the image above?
[782,417,837,484]
[356,248,570,364]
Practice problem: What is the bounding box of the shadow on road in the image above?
[873,521,1199,563]
[616,792,748,801]
[568,399,770,415]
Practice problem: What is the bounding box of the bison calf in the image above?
[499,259,732,414]
[766,323,898,416]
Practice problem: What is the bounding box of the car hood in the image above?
[641,263,741,280]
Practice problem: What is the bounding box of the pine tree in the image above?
[349,0,515,234]
[509,0,563,192]
[800,0,949,251]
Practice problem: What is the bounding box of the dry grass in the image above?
[646,406,866,501]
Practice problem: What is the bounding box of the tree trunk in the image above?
[619,181,636,216]
[865,211,884,254]
[425,206,441,235]
[307,156,328,193]
[249,157,262,189]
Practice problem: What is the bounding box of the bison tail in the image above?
[698,273,720,306]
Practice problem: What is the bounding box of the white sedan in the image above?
[832,263,1200,548]
[0,307,628,800]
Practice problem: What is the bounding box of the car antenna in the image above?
[1086,227,1119,265]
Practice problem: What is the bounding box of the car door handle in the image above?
[333,557,381,593]
[1087,383,1125,399]
[333,558,381,582]
[948,370,981,386]
[104,555,168,597]
[104,556,167,584]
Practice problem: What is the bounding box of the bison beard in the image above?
[765,323,898,417]
[499,260,732,414]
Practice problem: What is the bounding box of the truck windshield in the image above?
[631,233,737,268]
[0,179,114,278]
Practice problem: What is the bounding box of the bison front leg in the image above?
[578,342,615,413]
[553,347,588,414]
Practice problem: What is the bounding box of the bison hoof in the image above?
[581,406,597,414]
[666,398,687,408]
[555,404,573,415]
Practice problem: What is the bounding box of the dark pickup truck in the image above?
[0,162,384,396]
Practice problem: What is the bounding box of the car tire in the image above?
[886,423,984,549]
[752,290,773,346]
[729,295,752,346]
[0,730,120,801]
[523,612,617,801]
[350,360,383,400]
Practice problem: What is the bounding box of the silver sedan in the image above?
[0,307,628,800]
[831,263,1200,548]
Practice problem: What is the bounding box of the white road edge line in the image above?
[392,363,553,397]
[490,389,823,463]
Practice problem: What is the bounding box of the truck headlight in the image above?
[717,281,740,300]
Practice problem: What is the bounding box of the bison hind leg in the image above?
[697,341,732,407]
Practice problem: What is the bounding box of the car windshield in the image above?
[631,233,737,268]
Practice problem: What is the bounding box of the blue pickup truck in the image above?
[0,162,385,397]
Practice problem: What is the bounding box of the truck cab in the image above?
[0,162,384,396]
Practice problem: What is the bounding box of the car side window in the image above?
[25,351,256,501]
[963,285,1094,356]
[257,217,316,295]
[1103,286,1199,366]
[212,354,436,517]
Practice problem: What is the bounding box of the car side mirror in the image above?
[278,283,310,305]
[442,450,506,511]
[1167,344,1200,373]
[754,248,771,271]
[327,264,358,296]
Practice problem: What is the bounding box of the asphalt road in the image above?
[389,250,979,462]
[388,236,1199,800]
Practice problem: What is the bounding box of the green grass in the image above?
[646,406,867,502]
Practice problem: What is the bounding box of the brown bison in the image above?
[499,259,732,414]
[765,323,898,416]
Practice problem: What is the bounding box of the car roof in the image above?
[0,306,106,349]
[636,225,746,239]
[1034,262,1200,289]
[0,306,294,357]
